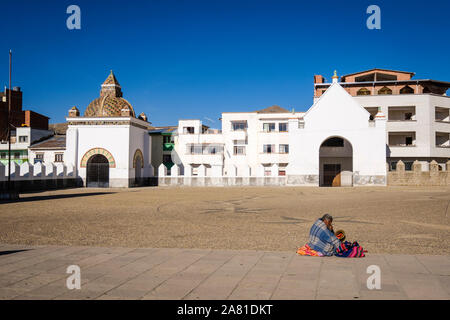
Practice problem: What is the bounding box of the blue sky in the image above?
[1,0,450,127]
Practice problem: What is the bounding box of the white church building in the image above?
[65,71,153,187]
[23,68,449,188]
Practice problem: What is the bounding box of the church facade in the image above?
[65,71,153,187]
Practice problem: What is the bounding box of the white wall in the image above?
[287,83,386,184]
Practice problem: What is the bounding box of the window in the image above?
[54,153,64,162]
[204,145,223,154]
[0,153,6,159]
[405,137,412,146]
[183,127,195,134]
[263,123,275,132]
[187,144,202,154]
[34,153,44,163]
[279,123,288,132]
[14,152,20,159]
[278,163,288,176]
[357,88,371,96]
[400,86,414,94]
[378,86,393,95]
[322,137,344,147]
[279,144,289,154]
[233,146,245,155]
[19,136,28,143]
[405,137,413,146]
[436,132,450,147]
[435,107,450,122]
[404,113,413,121]
[232,121,246,131]
[263,144,275,153]
[163,135,173,143]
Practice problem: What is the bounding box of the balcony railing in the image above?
[388,144,416,147]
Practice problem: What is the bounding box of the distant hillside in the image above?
[49,123,68,135]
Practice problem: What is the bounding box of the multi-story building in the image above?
[149,126,177,175]
[175,106,301,177]
[173,68,449,186]
[314,69,450,170]
[0,86,53,165]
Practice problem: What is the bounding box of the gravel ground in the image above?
[1,186,449,254]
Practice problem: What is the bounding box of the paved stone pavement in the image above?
[0,244,449,300]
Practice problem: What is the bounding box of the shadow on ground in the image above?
[1,192,115,203]
[0,249,30,256]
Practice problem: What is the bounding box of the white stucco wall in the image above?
[66,117,151,187]
[287,83,387,185]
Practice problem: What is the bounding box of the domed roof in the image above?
[84,71,136,117]
[85,96,135,117]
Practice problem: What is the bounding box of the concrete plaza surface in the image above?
[1,186,450,255]
[0,244,449,300]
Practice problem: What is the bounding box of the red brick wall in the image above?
[24,110,49,130]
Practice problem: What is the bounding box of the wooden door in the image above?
[323,164,341,187]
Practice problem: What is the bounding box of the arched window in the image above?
[423,87,431,93]
[378,86,392,95]
[357,88,371,96]
[400,86,414,94]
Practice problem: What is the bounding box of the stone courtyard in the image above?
[0,186,449,254]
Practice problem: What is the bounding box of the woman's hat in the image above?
[335,229,346,241]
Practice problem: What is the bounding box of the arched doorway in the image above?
[133,149,144,186]
[134,156,142,185]
[87,154,110,187]
[319,137,353,187]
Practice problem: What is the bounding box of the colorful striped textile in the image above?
[297,244,324,257]
[335,241,366,258]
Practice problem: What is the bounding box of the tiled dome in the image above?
[84,71,136,117]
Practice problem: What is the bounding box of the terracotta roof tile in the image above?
[256,105,290,113]
[29,135,66,150]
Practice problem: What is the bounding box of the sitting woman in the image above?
[297,214,341,257]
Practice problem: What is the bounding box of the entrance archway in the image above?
[319,137,353,187]
[134,155,142,185]
[86,154,110,187]
[133,149,144,186]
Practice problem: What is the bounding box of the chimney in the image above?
[314,75,324,84]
